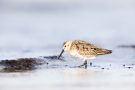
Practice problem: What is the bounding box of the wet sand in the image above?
[0,68,135,90]
[0,52,135,90]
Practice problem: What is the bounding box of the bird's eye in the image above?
[64,45,66,47]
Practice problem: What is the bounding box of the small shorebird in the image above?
[58,40,112,69]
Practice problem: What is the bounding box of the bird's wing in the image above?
[91,48,112,55]
[72,40,112,55]
[71,40,97,55]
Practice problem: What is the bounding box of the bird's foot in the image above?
[75,60,87,69]
[90,62,92,66]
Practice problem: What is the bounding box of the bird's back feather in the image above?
[70,40,112,56]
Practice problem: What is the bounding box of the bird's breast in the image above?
[70,50,79,57]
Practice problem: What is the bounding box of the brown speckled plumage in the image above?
[58,40,112,68]
[66,40,112,58]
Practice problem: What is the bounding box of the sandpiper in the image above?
[58,40,112,69]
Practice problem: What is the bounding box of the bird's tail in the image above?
[96,48,112,55]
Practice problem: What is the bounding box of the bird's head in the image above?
[58,41,72,59]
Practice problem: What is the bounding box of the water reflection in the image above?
[62,69,97,87]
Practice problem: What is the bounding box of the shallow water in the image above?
[1,0,135,90]
[1,68,135,90]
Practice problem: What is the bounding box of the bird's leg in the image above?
[90,62,92,66]
[84,60,87,69]
[78,60,87,69]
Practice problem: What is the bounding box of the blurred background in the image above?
[0,0,135,60]
[1,1,135,90]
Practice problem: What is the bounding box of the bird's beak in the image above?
[58,49,64,59]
